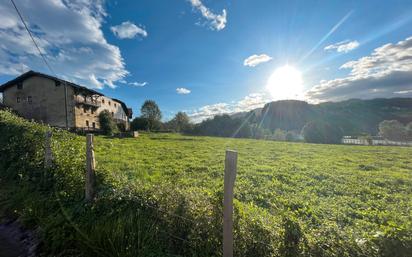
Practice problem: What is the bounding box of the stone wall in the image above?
[73,95,129,130]
[2,76,75,128]
[3,75,130,130]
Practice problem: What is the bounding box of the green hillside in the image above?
[252,98,412,135]
[1,110,411,256]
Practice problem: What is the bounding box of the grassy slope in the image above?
[95,133,412,255]
[1,109,411,256]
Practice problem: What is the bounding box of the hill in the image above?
[238,98,412,135]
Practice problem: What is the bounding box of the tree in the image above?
[168,112,191,132]
[140,100,162,131]
[302,120,343,144]
[131,117,149,131]
[186,114,252,138]
[285,131,295,142]
[98,110,119,136]
[273,129,286,141]
[406,122,412,141]
[378,120,406,141]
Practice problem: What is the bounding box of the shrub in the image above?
[131,117,149,131]
[379,120,407,141]
[98,110,119,136]
[302,120,343,144]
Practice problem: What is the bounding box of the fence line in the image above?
[44,132,277,254]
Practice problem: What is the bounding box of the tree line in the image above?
[100,99,412,144]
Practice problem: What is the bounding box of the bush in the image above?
[131,117,149,131]
[98,110,119,136]
[302,120,343,144]
[379,120,408,141]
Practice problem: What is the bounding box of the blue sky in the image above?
[1,0,412,121]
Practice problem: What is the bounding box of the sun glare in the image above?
[266,65,303,100]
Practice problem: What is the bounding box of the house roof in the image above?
[0,70,132,118]
[0,70,103,96]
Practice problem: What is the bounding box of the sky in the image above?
[1,0,412,122]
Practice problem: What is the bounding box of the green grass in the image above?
[1,110,411,256]
[93,133,412,256]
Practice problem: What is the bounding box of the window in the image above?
[102,99,105,104]
[91,109,95,114]
[17,97,21,103]
[112,112,114,117]
[17,83,23,90]
[109,101,111,106]
[86,120,89,127]
[92,122,96,129]
[28,96,32,104]
[83,107,87,113]
[114,103,117,107]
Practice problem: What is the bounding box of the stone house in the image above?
[0,71,132,131]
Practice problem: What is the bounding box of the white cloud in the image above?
[307,36,412,102]
[129,81,148,87]
[110,21,147,39]
[243,54,272,67]
[188,0,227,31]
[176,87,191,94]
[0,0,128,89]
[394,90,412,94]
[189,93,271,122]
[324,40,360,53]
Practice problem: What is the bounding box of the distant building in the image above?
[342,135,412,146]
[0,71,132,131]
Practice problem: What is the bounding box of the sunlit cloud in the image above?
[324,40,359,53]
[177,87,191,94]
[0,0,128,89]
[303,11,412,75]
[306,36,412,102]
[243,54,273,67]
[111,21,148,39]
[129,81,148,87]
[188,0,227,31]
[189,93,271,122]
[394,90,412,94]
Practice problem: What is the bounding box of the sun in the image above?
[266,65,303,100]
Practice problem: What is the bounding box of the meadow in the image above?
[94,133,412,256]
[1,110,411,256]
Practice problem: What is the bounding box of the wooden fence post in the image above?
[85,134,96,202]
[223,150,237,257]
[44,131,53,168]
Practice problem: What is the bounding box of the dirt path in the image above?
[0,220,38,257]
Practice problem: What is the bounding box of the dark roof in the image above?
[0,70,103,96]
[0,70,131,117]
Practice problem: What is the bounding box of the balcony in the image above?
[75,97,101,108]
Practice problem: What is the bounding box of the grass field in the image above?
[1,110,411,256]
[93,133,412,256]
